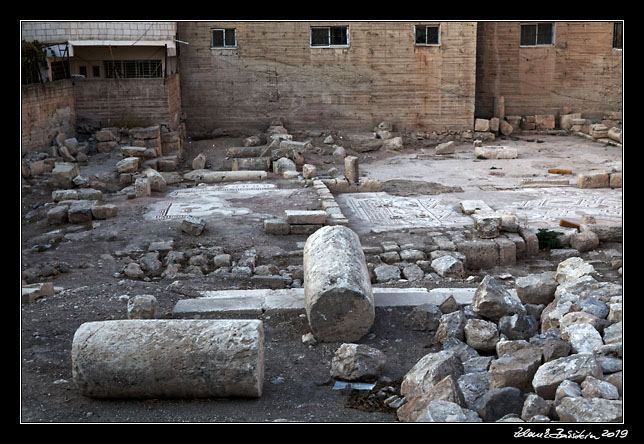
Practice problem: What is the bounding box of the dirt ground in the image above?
[20,129,623,423]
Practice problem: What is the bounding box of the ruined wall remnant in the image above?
[475,22,623,119]
[177,21,478,134]
[21,80,76,153]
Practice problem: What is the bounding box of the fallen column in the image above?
[71,319,264,398]
[303,225,375,342]
[183,170,267,183]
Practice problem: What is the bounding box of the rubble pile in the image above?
[331,256,622,423]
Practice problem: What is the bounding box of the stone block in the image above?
[535,115,555,130]
[577,172,609,189]
[475,118,490,132]
[134,177,151,198]
[471,210,502,239]
[127,294,157,319]
[285,210,327,225]
[47,205,68,225]
[302,164,317,179]
[531,354,603,399]
[52,162,80,188]
[181,216,206,236]
[264,218,290,235]
[456,240,498,269]
[67,200,94,224]
[460,200,492,215]
[157,155,179,172]
[609,172,622,188]
[91,203,118,220]
[96,141,118,153]
[435,141,455,155]
[120,146,148,158]
[474,146,518,159]
[131,125,160,140]
[116,157,139,174]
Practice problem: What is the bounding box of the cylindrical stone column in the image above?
[71,319,264,398]
[344,156,359,184]
[303,225,374,342]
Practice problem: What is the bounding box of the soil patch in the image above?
[383,180,464,197]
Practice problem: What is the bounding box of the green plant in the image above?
[536,229,563,250]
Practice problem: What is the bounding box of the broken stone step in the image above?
[285,210,327,225]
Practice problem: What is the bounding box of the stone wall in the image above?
[21,80,76,153]
[475,22,623,120]
[177,21,478,135]
[73,74,182,130]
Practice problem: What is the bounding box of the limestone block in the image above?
[535,115,555,130]
[531,353,603,399]
[52,162,80,188]
[577,172,609,189]
[116,157,140,174]
[474,146,518,159]
[285,210,327,225]
[181,215,206,236]
[435,141,455,155]
[475,118,490,132]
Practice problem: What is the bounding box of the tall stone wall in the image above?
[475,22,623,120]
[21,80,76,153]
[73,74,182,130]
[177,21,478,135]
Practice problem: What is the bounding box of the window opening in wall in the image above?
[613,22,622,49]
[310,26,349,47]
[211,28,237,48]
[415,25,440,45]
[92,66,100,78]
[520,22,554,46]
[104,60,162,79]
[79,66,87,77]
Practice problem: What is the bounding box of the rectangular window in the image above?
[92,65,100,77]
[613,22,622,49]
[415,25,440,45]
[104,60,162,79]
[520,23,554,46]
[211,28,237,48]
[310,26,349,47]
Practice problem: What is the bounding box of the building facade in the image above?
[21,20,623,151]
[177,21,478,134]
[475,21,623,120]
[21,21,182,152]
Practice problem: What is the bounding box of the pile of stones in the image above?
[329,256,622,422]
[116,240,304,290]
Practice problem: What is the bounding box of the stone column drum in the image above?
[71,319,264,398]
[303,225,375,342]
